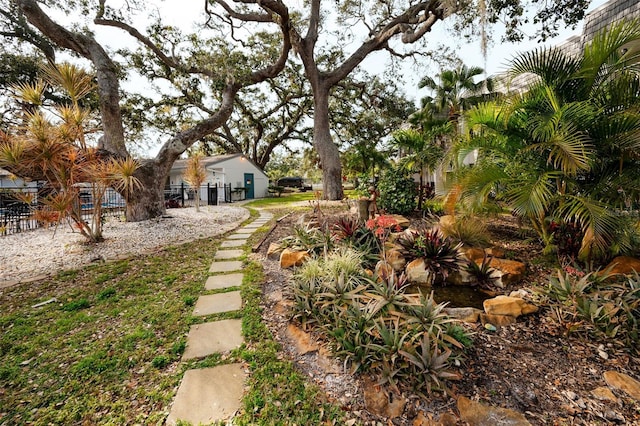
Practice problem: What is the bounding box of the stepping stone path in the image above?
[167,210,273,426]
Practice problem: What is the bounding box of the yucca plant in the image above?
[396,227,463,283]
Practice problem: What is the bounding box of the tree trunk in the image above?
[125,160,168,221]
[313,88,343,200]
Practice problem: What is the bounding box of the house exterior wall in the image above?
[214,157,269,198]
[167,155,269,200]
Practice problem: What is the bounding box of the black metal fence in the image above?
[0,186,127,237]
[163,183,237,208]
[1,182,243,237]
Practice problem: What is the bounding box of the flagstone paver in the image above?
[193,291,242,316]
[214,249,244,260]
[165,209,282,424]
[220,239,246,248]
[227,233,253,240]
[209,260,243,273]
[166,364,246,425]
[205,273,243,290]
[182,319,243,360]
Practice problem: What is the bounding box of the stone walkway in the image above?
[166,210,272,426]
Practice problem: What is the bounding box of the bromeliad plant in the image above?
[537,269,640,353]
[396,227,464,284]
[289,249,469,394]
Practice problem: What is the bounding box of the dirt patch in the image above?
[252,207,640,425]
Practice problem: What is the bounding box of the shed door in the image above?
[244,173,255,199]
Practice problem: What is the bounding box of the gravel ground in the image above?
[0,205,249,286]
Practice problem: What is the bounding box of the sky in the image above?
[79,0,611,155]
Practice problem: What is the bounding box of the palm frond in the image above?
[504,172,559,219]
[557,195,622,260]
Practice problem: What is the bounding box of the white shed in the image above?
[168,154,269,201]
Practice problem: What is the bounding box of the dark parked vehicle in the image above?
[276,176,312,191]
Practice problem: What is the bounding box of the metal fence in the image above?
[163,183,236,208]
[0,186,127,237]
[1,182,244,237]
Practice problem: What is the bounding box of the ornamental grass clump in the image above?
[290,249,469,394]
[439,215,492,248]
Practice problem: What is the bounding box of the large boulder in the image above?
[279,249,310,269]
[483,295,538,318]
[267,242,284,260]
[480,313,517,327]
[406,258,432,284]
[602,256,640,276]
[482,258,526,285]
[385,248,406,272]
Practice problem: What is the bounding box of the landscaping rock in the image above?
[457,396,531,425]
[602,256,640,276]
[591,386,618,403]
[412,411,458,426]
[286,324,319,355]
[267,242,284,260]
[482,258,526,285]
[375,261,395,280]
[385,249,406,272]
[464,247,505,262]
[444,307,482,323]
[480,313,517,327]
[483,296,538,318]
[279,248,310,268]
[446,269,474,286]
[364,386,406,419]
[406,258,432,284]
[464,247,486,262]
[604,371,640,401]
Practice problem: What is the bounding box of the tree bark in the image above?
[312,85,344,199]
[16,0,291,221]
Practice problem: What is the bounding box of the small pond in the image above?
[409,285,493,310]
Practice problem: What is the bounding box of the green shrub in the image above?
[377,166,417,215]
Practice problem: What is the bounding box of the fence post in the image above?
[181,182,185,207]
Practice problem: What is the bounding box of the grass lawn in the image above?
[246,189,358,209]
[0,209,342,425]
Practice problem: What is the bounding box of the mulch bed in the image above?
[253,207,640,425]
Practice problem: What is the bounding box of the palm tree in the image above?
[447,19,640,262]
[419,64,494,124]
[392,127,447,210]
